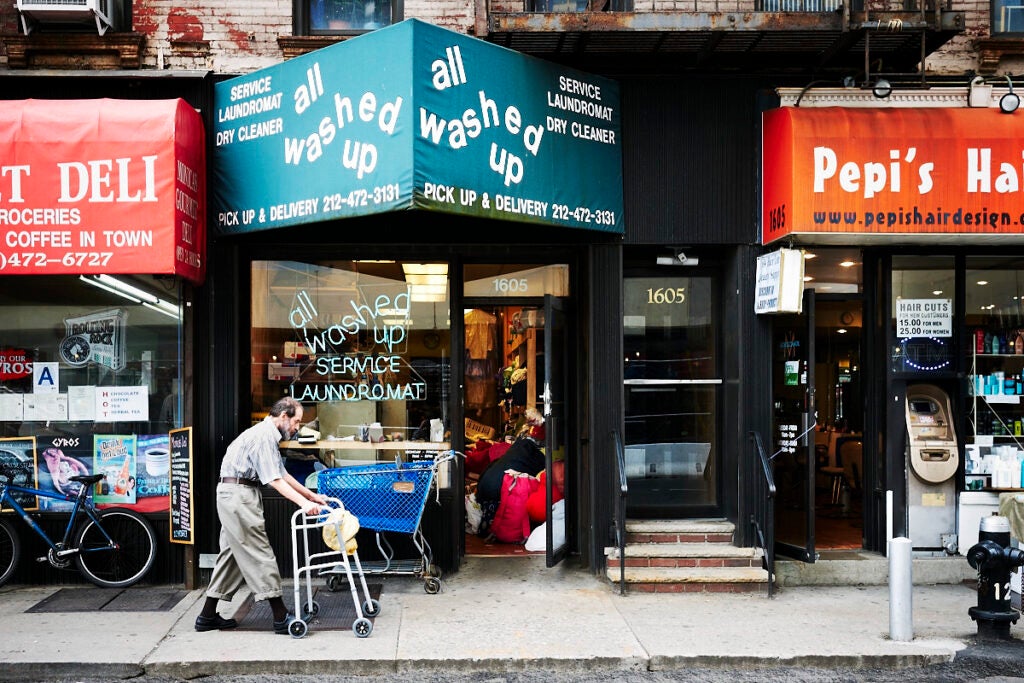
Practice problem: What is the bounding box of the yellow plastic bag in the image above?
[322,505,360,554]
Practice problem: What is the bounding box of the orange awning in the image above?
[0,98,205,283]
[763,107,1024,245]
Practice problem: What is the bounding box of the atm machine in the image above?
[905,384,960,551]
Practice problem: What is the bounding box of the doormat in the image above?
[232,583,382,632]
[27,587,189,613]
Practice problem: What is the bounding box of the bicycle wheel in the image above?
[0,517,20,587]
[74,508,156,588]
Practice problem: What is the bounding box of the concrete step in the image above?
[775,550,975,587]
[606,543,763,569]
[605,565,770,593]
[625,519,735,545]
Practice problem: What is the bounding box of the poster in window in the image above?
[169,427,193,545]
[0,437,39,511]
[93,434,137,505]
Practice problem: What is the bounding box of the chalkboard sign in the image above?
[168,427,194,545]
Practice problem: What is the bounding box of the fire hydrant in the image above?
[967,515,1024,640]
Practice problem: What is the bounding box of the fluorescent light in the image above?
[154,298,180,316]
[402,263,448,276]
[79,275,142,303]
[839,261,856,268]
[404,273,448,285]
[803,252,817,259]
[977,280,989,286]
[143,301,179,320]
[95,274,159,304]
[933,290,943,295]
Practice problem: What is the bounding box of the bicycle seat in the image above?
[71,474,105,486]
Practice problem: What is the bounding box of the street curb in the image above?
[648,653,956,670]
[0,663,144,682]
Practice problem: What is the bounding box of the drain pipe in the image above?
[889,536,914,641]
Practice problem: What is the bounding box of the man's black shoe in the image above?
[195,614,238,632]
[273,612,295,635]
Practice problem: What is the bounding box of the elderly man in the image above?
[195,396,327,634]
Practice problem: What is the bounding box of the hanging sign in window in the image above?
[895,298,952,338]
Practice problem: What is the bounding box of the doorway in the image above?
[771,248,866,560]
[461,264,573,565]
[813,297,864,550]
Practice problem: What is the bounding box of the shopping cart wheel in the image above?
[303,600,320,620]
[289,619,308,639]
[362,598,381,617]
[325,574,343,592]
[353,617,373,638]
[424,576,441,594]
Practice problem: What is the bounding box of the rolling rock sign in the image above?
[60,309,127,371]
[287,288,426,402]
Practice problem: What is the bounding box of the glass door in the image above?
[623,273,719,517]
[772,288,817,562]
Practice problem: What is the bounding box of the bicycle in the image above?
[0,465,157,588]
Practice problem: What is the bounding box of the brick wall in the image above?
[0,0,1009,75]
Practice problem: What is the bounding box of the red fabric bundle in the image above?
[526,470,564,524]
[491,470,539,543]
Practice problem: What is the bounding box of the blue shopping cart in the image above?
[317,451,458,593]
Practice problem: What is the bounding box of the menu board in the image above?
[168,427,194,545]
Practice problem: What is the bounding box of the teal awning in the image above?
[211,19,623,235]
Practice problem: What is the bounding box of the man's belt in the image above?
[219,477,261,487]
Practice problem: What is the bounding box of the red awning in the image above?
[0,98,205,283]
[763,106,1024,245]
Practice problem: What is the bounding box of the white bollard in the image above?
[889,536,913,642]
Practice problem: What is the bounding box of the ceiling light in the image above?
[95,274,160,304]
[803,276,814,282]
[933,290,943,295]
[402,263,448,276]
[837,328,848,334]
[839,261,856,268]
[978,280,989,286]
[79,275,141,303]
[143,301,179,320]
[803,252,817,260]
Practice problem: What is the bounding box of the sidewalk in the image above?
[0,555,1015,681]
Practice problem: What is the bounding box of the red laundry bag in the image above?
[526,470,563,524]
[491,470,539,543]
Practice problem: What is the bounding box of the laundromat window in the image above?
[0,275,184,513]
[890,256,955,375]
[251,260,452,471]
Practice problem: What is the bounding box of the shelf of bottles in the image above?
[970,328,1024,439]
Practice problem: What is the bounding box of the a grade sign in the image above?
[896,298,952,338]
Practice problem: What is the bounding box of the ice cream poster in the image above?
[93,434,137,504]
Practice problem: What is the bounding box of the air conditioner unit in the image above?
[16,0,123,36]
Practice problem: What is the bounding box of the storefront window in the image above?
[0,275,183,513]
[890,256,956,375]
[251,260,451,477]
[623,274,718,512]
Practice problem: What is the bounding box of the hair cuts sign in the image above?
[212,19,623,235]
[763,107,1024,244]
[0,99,206,283]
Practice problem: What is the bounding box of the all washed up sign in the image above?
[212,19,623,235]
